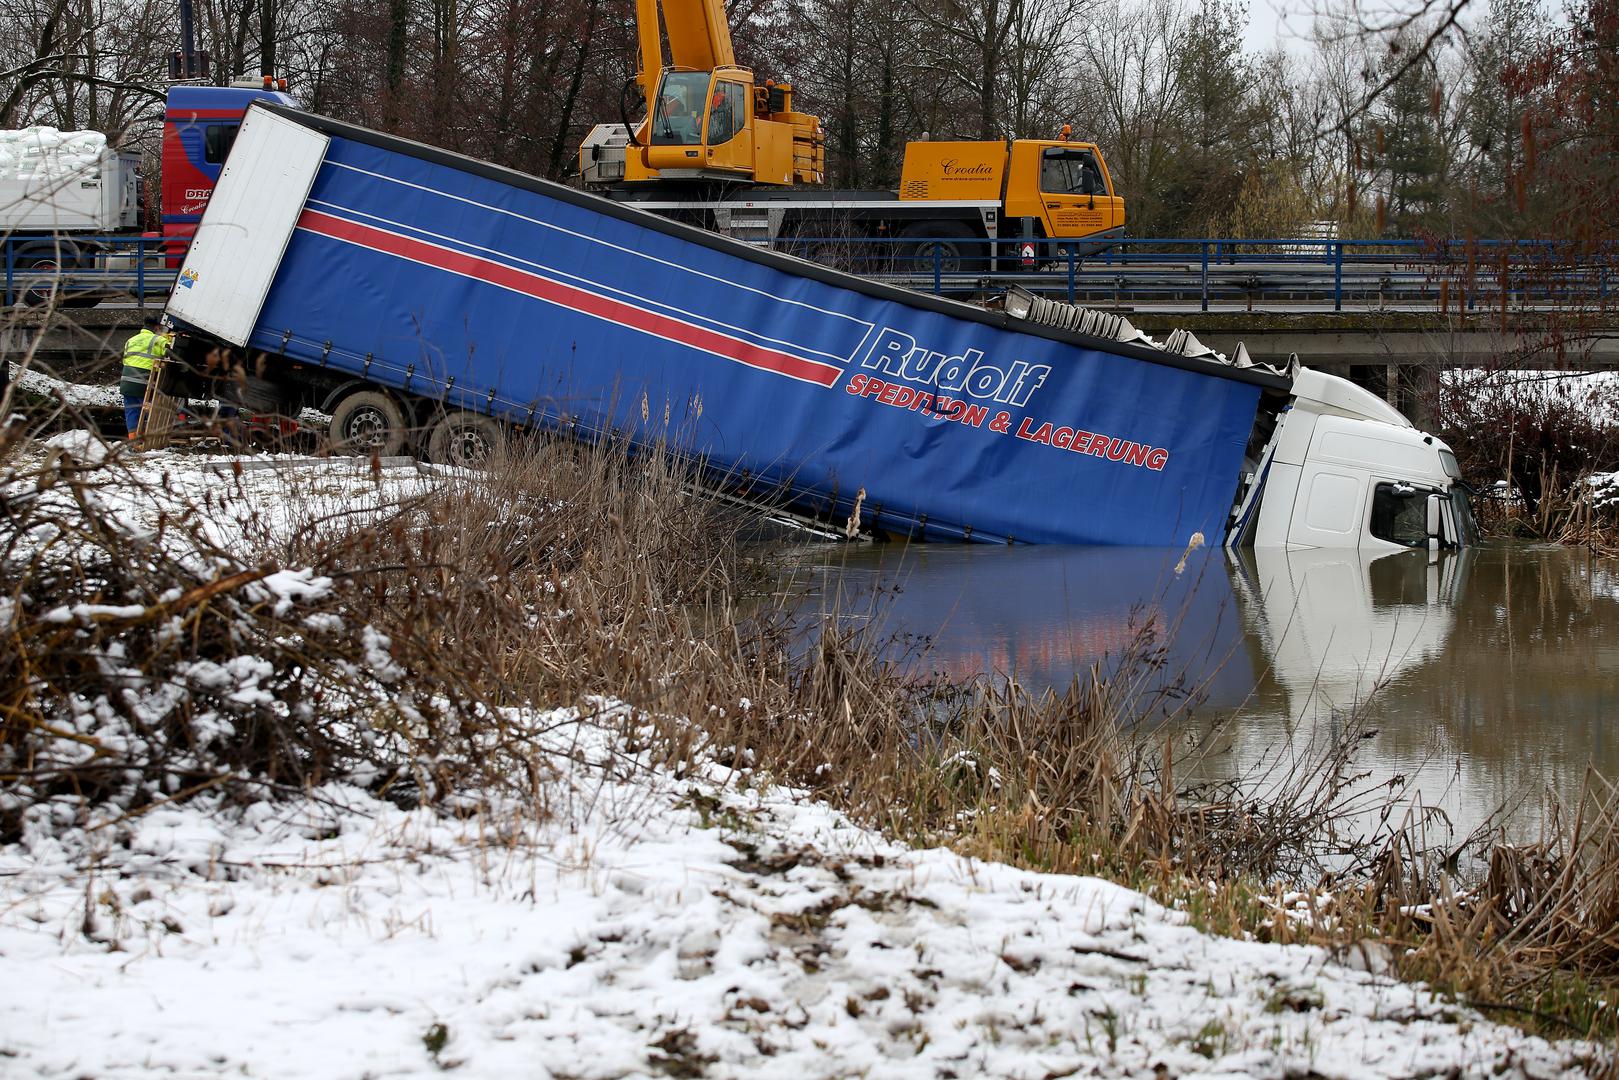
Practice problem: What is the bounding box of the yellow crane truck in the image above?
[577,0,1124,271]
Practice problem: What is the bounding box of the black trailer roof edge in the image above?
[254,102,1291,393]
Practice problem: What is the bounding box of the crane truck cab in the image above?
[898,139,1126,255]
[579,68,823,187]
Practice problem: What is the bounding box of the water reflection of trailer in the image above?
[791,544,1257,715]
[791,544,1471,726]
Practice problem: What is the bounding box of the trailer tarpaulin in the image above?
[208,107,1269,546]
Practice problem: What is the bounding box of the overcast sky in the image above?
[1243,0,1317,53]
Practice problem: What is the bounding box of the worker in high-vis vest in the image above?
[120,315,170,438]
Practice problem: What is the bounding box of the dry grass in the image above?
[1431,365,1619,553]
[2,390,1616,1049]
[1472,461,1619,555]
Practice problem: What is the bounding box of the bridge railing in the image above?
[3,235,177,309]
[6,231,1613,315]
[782,234,1616,313]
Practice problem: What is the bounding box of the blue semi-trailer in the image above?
[163,103,1476,551]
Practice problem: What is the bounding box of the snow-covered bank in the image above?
[0,434,1608,1078]
[5,360,123,410]
[0,705,1600,1080]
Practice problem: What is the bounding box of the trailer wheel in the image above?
[897,221,982,276]
[427,411,506,468]
[329,390,409,457]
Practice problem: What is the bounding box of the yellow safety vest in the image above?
[122,328,168,372]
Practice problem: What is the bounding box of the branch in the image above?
[1316,0,1474,140]
[0,51,74,84]
[3,66,168,119]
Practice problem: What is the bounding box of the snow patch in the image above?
[0,709,1602,1079]
[42,426,113,463]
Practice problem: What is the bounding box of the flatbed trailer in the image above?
[601,188,1005,254]
[163,104,1474,551]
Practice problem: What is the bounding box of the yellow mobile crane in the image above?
[596,0,824,186]
[578,0,1124,269]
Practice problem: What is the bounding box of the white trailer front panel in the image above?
[166,107,329,346]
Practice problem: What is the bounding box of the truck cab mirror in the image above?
[1425,493,1444,551]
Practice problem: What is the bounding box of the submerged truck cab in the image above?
[1234,370,1478,552]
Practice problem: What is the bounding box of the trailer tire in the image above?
[897,220,982,276]
[329,390,410,457]
[427,410,506,468]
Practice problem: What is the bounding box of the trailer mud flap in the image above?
[166,108,329,346]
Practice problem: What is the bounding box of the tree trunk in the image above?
[548,0,601,177]
[385,0,410,130]
[875,47,896,185]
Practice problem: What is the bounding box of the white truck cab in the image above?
[1241,368,1478,551]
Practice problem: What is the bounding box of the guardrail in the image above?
[3,234,176,309]
[784,234,1616,313]
[6,232,1614,315]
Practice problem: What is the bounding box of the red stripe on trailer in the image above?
[296,209,845,388]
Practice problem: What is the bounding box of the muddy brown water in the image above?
[784,541,1619,841]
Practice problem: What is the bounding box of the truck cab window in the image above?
[1369,482,1429,548]
[204,123,240,164]
[651,72,709,146]
[707,81,746,145]
[1040,148,1104,196]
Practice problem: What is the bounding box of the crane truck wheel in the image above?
[328,389,410,458]
[896,221,983,276]
[16,255,64,307]
[426,410,506,468]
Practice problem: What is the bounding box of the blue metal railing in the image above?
[3,234,175,309]
[6,231,1613,315]
[779,233,1617,313]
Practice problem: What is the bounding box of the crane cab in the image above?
[582,69,823,189]
[641,68,757,178]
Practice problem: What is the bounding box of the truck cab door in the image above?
[701,77,751,175]
[1036,145,1122,241]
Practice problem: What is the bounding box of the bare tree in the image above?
[906,0,1024,138]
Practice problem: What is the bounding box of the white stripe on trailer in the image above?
[166,106,329,347]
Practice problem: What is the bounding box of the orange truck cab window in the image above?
[1033,143,1122,240]
[1040,147,1107,196]
[706,81,746,144]
[650,71,708,145]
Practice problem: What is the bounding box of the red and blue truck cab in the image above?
[158,83,297,260]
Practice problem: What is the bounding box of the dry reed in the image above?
[1,386,1615,1047]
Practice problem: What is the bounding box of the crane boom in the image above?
[637,0,735,77]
